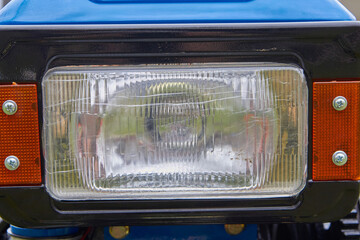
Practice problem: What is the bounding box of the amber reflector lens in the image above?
[0,84,42,185]
[313,81,360,181]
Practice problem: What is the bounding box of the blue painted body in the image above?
[0,0,355,25]
[104,225,258,240]
[10,226,79,238]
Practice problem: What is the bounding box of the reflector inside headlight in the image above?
[43,63,308,200]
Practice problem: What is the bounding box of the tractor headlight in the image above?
[43,63,308,200]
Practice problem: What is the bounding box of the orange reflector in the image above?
[313,81,360,181]
[0,84,42,186]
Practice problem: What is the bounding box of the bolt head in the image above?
[333,96,347,111]
[2,100,17,115]
[224,224,245,235]
[109,226,130,239]
[4,156,20,171]
[332,151,348,166]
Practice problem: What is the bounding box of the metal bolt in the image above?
[332,96,347,111]
[332,151,348,166]
[4,156,20,171]
[2,100,17,115]
[109,226,130,239]
[224,224,245,236]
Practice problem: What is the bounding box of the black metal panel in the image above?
[0,22,359,227]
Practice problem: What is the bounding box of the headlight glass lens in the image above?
[43,63,308,200]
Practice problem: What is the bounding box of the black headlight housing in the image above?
[0,22,359,227]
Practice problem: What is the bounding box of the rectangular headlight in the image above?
[43,63,308,200]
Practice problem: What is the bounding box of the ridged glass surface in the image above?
[43,64,308,200]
